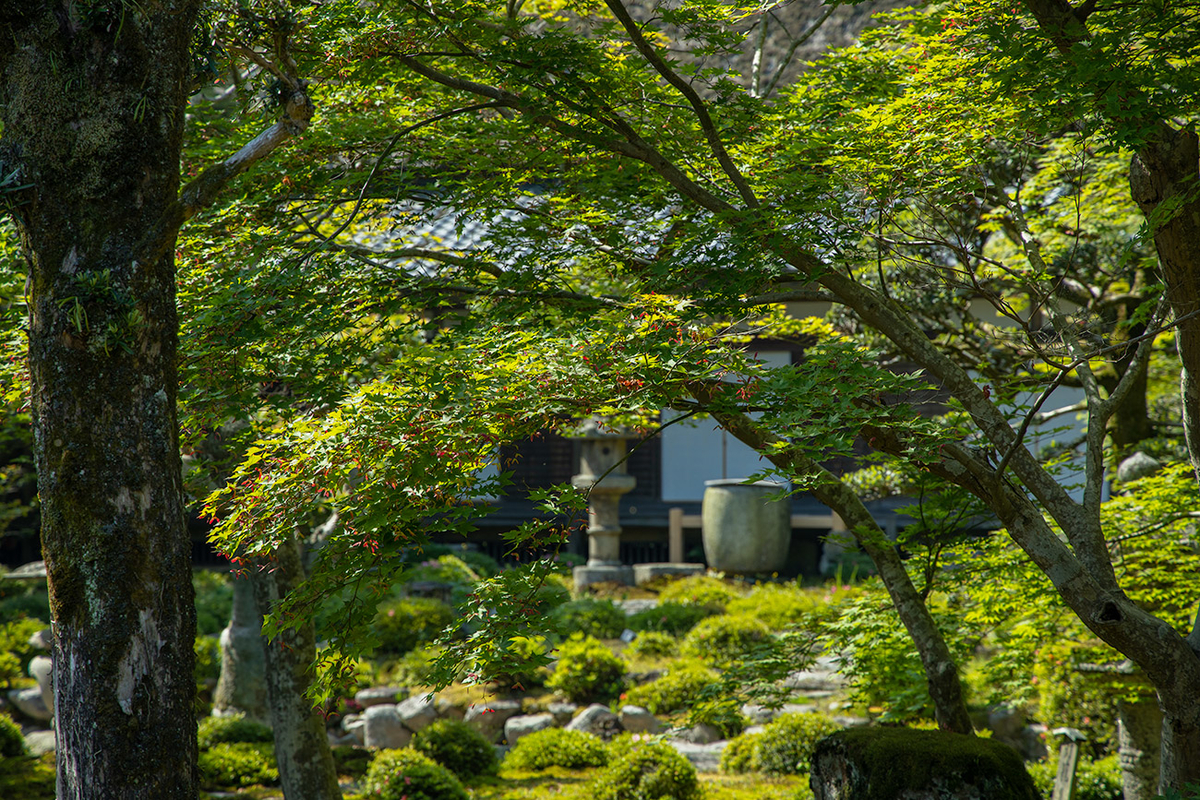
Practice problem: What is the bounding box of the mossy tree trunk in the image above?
[0,2,203,797]
[250,531,342,800]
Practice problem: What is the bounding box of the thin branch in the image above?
[759,4,837,99]
[603,0,760,209]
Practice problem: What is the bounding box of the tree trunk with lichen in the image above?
[251,532,342,800]
[0,2,202,797]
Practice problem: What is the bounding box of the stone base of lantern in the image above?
[573,564,634,592]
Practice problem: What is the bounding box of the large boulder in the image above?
[504,713,557,745]
[395,694,438,733]
[565,703,621,740]
[810,728,1039,800]
[363,705,413,749]
[464,699,522,743]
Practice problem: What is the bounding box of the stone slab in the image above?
[573,565,633,592]
[632,563,706,585]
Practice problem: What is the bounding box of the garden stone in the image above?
[565,703,621,740]
[29,655,53,713]
[464,699,522,743]
[986,703,1025,741]
[669,741,726,773]
[28,628,51,651]
[504,713,556,745]
[341,712,364,744]
[618,705,661,734]
[1016,724,1048,762]
[24,729,56,756]
[434,694,465,721]
[363,704,412,749]
[7,687,52,723]
[328,730,360,748]
[355,685,408,709]
[672,722,722,745]
[548,701,578,725]
[396,694,438,733]
[1117,451,1162,482]
[810,727,1039,800]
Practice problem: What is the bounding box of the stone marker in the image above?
[504,713,557,745]
[363,705,412,749]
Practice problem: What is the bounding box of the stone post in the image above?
[212,574,269,723]
[571,419,636,589]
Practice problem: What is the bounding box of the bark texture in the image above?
[251,533,342,800]
[0,3,202,796]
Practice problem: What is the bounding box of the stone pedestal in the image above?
[571,420,636,589]
[213,575,268,723]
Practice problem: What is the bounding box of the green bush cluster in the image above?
[720,713,842,776]
[1032,640,1121,748]
[591,740,700,800]
[656,576,742,613]
[0,617,44,686]
[198,742,279,789]
[546,635,627,703]
[194,635,221,684]
[625,631,679,660]
[0,712,25,757]
[680,614,771,668]
[493,635,550,690]
[412,718,499,779]
[0,576,50,625]
[726,584,819,631]
[196,713,274,750]
[622,662,716,716]
[504,728,610,771]
[362,748,470,800]
[550,598,628,640]
[374,597,458,656]
[1027,755,1123,800]
[626,602,714,636]
[192,570,234,637]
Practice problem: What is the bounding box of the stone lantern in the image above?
[571,418,636,588]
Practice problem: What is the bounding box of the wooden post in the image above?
[1051,727,1086,800]
[668,507,684,563]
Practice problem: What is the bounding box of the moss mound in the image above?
[811,727,1039,800]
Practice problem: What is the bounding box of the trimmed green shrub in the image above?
[197,713,274,750]
[0,751,55,800]
[457,550,500,577]
[591,740,700,800]
[680,614,771,668]
[198,742,278,789]
[412,718,499,779]
[1028,754,1123,800]
[193,570,234,637]
[546,634,627,703]
[550,598,628,640]
[656,575,742,612]
[721,713,842,776]
[362,748,470,800]
[0,712,25,757]
[626,602,714,636]
[194,635,221,684]
[727,583,819,630]
[623,662,716,716]
[0,618,44,686]
[0,579,50,625]
[719,733,757,775]
[625,631,678,660]
[504,728,610,771]
[374,597,457,656]
[493,635,550,690]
